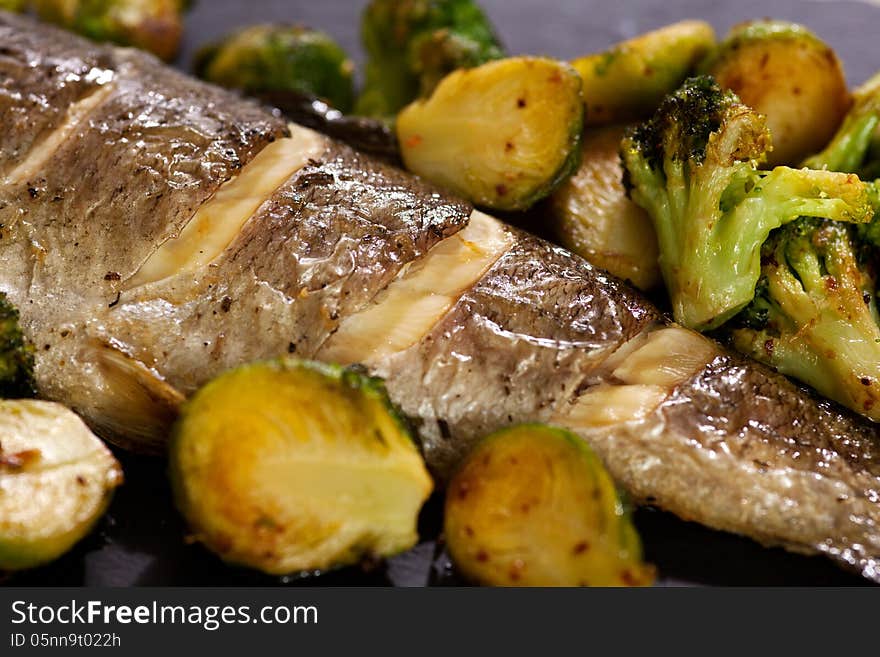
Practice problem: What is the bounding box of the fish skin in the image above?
[374,231,880,581]
[0,16,111,177]
[1,12,879,581]
[656,356,880,573]
[373,234,662,480]
[0,12,471,450]
[102,142,472,398]
[574,352,880,582]
[0,11,290,449]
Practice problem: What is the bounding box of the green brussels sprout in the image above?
[195,24,356,113]
[356,0,504,117]
[546,124,660,291]
[32,0,190,61]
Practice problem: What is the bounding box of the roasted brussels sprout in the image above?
[0,0,25,12]
[0,400,122,571]
[397,56,583,211]
[701,20,850,167]
[195,24,356,113]
[571,20,716,126]
[356,0,504,117]
[0,293,35,399]
[546,124,660,290]
[170,359,433,576]
[444,424,654,586]
[31,0,189,61]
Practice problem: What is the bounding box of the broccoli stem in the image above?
[803,114,879,173]
[802,70,880,174]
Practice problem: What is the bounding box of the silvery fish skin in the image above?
[1,12,878,581]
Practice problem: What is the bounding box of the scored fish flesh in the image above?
[1,12,878,581]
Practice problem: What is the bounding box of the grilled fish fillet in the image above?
[1,12,878,581]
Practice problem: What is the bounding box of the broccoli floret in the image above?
[803,71,880,174]
[0,293,35,399]
[731,218,880,420]
[801,72,880,250]
[355,0,504,118]
[858,181,880,248]
[621,75,874,330]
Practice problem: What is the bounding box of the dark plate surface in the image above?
[11,0,880,586]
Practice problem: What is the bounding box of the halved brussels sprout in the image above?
[397,56,583,211]
[701,20,850,166]
[444,424,654,586]
[169,359,433,576]
[546,124,660,290]
[195,24,356,113]
[0,400,122,571]
[32,0,190,61]
[572,20,716,126]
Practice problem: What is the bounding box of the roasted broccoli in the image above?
[859,182,880,249]
[195,24,356,113]
[731,218,880,420]
[355,0,504,117]
[0,293,35,399]
[803,70,880,175]
[799,72,880,255]
[32,0,190,61]
[621,76,873,330]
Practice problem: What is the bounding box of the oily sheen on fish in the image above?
[0,12,878,581]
